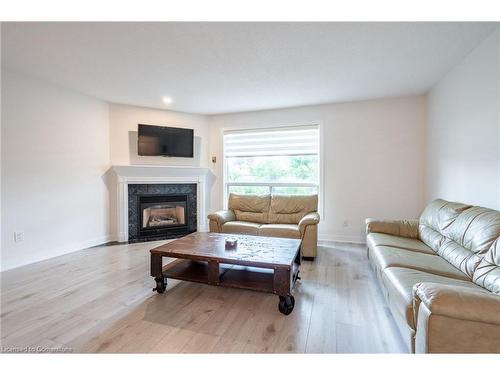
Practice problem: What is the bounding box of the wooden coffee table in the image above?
[150,232,301,315]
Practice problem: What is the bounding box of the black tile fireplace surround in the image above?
[128,184,197,243]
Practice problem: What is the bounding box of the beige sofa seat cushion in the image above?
[473,238,500,294]
[268,195,318,224]
[221,221,261,235]
[382,267,481,331]
[367,233,435,255]
[371,246,470,281]
[228,193,271,224]
[259,224,301,239]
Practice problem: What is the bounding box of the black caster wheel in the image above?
[153,277,167,294]
[278,295,295,315]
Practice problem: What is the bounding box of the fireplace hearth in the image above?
[128,184,197,242]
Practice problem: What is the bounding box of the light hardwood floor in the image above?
[0,240,407,353]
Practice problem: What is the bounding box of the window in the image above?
[223,125,320,202]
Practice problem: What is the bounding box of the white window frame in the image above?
[221,122,324,218]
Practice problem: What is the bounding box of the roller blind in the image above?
[224,125,319,157]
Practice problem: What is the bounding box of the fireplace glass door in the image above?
[138,194,189,239]
[142,203,186,228]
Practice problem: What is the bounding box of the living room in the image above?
[1,1,500,371]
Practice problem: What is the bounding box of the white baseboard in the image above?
[106,234,120,243]
[79,234,115,248]
[318,234,366,245]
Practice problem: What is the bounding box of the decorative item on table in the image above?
[225,237,238,250]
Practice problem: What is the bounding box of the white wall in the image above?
[208,96,427,242]
[1,70,110,271]
[109,103,209,167]
[107,103,210,239]
[426,28,500,210]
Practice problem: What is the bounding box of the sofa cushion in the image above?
[447,206,500,252]
[228,193,270,224]
[473,238,500,294]
[419,199,500,279]
[268,195,318,224]
[259,224,301,239]
[382,267,481,330]
[367,233,435,255]
[371,246,470,281]
[420,199,472,234]
[221,221,261,235]
[419,199,472,252]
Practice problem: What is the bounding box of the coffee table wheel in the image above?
[153,276,167,294]
[278,295,295,315]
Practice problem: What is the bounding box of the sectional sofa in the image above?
[366,199,500,353]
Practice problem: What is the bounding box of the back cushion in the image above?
[419,199,472,250]
[473,238,500,294]
[228,193,270,223]
[419,199,500,279]
[447,206,500,253]
[268,195,318,224]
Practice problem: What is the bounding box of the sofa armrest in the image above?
[207,210,236,232]
[412,282,500,353]
[365,218,419,239]
[413,282,500,326]
[298,212,320,235]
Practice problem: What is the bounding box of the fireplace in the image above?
[139,194,188,238]
[128,183,197,243]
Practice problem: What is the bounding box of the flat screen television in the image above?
[138,124,194,158]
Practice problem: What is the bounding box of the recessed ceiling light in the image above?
[162,97,172,105]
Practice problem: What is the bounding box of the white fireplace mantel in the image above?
[112,165,212,242]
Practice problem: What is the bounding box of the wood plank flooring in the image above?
[0,240,407,353]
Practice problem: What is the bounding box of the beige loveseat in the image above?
[367,199,500,353]
[208,193,320,259]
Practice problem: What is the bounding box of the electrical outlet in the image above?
[342,220,349,227]
[14,231,24,242]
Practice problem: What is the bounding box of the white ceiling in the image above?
[2,22,498,114]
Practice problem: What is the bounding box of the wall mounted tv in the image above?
[138,124,194,158]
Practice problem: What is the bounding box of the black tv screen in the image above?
[138,124,194,158]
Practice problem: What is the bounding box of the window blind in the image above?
[224,125,319,157]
